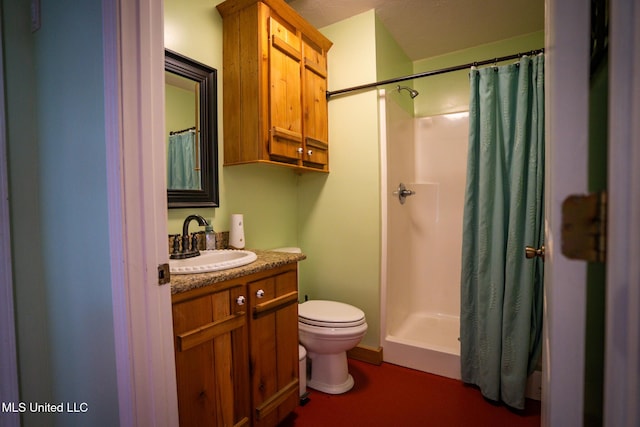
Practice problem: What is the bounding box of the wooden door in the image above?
[172,283,250,427]
[248,266,299,427]
[268,17,303,163]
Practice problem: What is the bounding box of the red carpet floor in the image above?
[280,359,541,427]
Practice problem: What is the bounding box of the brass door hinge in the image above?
[158,263,171,285]
[561,191,607,262]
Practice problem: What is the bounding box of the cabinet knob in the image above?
[297,147,303,154]
[236,296,246,306]
[256,289,265,298]
[307,149,313,156]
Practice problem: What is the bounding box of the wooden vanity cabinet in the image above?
[217,0,332,172]
[171,263,299,427]
[172,280,251,427]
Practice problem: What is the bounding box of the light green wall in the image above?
[298,10,381,348]
[375,14,414,114]
[165,84,196,134]
[5,0,119,425]
[375,15,412,81]
[413,31,544,116]
[164,0,299,248]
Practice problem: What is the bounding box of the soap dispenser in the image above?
[205,224,216,250]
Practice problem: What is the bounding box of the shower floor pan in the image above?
[384,312,461,380]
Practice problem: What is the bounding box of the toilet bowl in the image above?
[298,300,368,394]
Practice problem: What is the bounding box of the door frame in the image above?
[0,6,20,427]
[104,0,178,425]
[543,0,590,424]
[605,0,640,425]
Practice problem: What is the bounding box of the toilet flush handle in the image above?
[256,289,265,298]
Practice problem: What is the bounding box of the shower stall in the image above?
[379,89,468,379]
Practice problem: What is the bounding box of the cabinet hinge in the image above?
[561,191,607,262]
[158,263,171,285]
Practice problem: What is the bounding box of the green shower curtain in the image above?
[167,131,201,190]
[460,55,545,410]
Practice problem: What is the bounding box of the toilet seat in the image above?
[299,300,366,328]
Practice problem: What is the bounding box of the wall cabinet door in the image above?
[172,282,250,427]
[302,39,329,169]
[248,267,299,427]
[268,17,303,163]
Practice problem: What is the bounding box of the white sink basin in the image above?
[169,250,257,274]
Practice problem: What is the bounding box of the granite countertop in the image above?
[170,249,306,295]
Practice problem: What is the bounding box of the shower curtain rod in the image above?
[325,48,544,99]
[169,126,196,135]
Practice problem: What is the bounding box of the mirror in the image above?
[165,49,219,208]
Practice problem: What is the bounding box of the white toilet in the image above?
[271,247,368,395]
[298,299,368,394]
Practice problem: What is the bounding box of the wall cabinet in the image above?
[217,0,332,172]
[172,263,300,426]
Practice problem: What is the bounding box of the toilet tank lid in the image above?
[299,300,365,324]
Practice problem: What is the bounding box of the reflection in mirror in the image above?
[166,72,201,190]
[165,49,219,208]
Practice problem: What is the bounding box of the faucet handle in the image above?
[191,234,199,252]
[171,234,180,254]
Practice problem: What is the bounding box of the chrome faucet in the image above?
[171,214,209,259]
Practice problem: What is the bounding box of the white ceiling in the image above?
[286,0,544,61]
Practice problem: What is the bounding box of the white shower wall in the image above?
[380,89,468,379]
[383,90,415,337]
[411,112,468,317]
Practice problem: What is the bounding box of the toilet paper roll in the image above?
[229,214,245,249]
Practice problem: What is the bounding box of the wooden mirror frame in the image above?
[165,49,219,208]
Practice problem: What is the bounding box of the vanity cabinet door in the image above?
[172,282,250,427]
[248,265,299,427]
